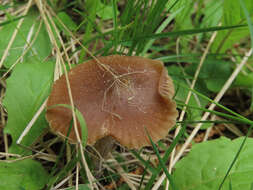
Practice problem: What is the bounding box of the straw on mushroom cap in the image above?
[46,55,178,149]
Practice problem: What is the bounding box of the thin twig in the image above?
[0,152,21,158]
[52,173,75,190]
[203,115,216,141]
[110,153,137,190]
[75,145,79,190]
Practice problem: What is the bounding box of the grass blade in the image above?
[122,24,247,42]
[0,15,25,27]
[238,0,253,48]
[141,3,183,55]
[176,101,253,125]
[145,123,186,189]
[174,80,253,125]
[112,0,118,52]
[130,150,158,174]
[145,128,177,190]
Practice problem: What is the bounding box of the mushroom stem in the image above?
[90,136,115,173]
[94,136,115,159]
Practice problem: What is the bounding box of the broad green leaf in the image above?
[55,12,77,36]
[96,1,117,20]
[234,72,253,87]
[0,8,52,68]
[234,72,253,111]
[185,59,232,93]
[172,137,253,190]
[212,0,253,53]
[3,61,54,154]
[0,159,49,190]
[239,0,253,49]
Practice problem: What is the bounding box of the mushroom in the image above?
[46,55,178,153]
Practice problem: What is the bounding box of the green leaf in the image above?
[0,8,52,68]
[0,15,25,27]
[0,159,49,190]
[212,0,253,53]
[238,0,253,48]
[234,72,253,87]
[172,137,253,190]
[55,12,77,36]
[3,61,54,154]
[96,1,117,20]
[185,59,232,93]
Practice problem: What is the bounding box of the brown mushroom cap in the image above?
[46,55,178,149]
